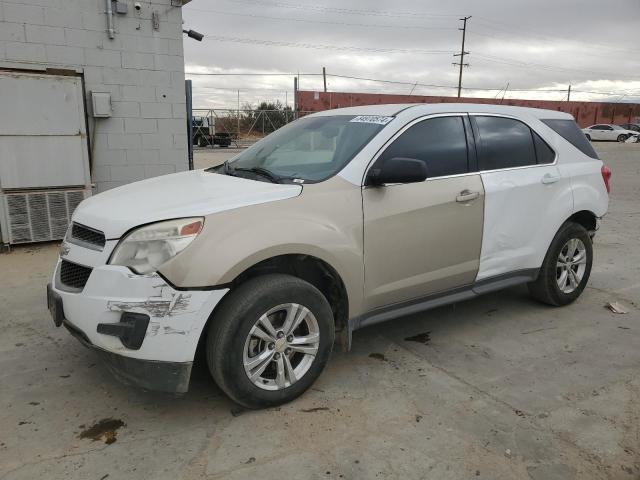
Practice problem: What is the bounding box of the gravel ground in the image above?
[0,143,638,480]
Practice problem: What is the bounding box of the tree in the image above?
[243,100,294,135]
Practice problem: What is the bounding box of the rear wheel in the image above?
[617,134,628,143]
[528,222,593,306]
[207,274,335,409]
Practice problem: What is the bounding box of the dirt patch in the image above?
[404,332,431,344]
[79,418,125,445]
[369,353,387,361]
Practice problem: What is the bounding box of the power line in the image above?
[327,73,455,90]
[194,34,456,55]
[186,0,640,57]
[224,0,463,19]
[209,1,640,56]
[185,33,639,81]
[185,4,640,63]
[467,30,640,62]
[186,72,322,76]
[473,16,640,56]
[473,54,640,80]
[188,70,640,96]
[188,70,630,96]
[186,7,457,31]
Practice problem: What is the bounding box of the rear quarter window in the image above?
[541,119,599,159]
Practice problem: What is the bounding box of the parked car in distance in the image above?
[48,104,611,409]
[619,123,640,133]
[582,124,640,142]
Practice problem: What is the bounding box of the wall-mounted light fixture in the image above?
[183,29,204,42]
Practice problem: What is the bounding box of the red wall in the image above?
[297,91,640,127]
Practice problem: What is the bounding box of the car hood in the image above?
[73,169,303,239]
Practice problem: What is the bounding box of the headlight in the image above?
[109,218,203,274]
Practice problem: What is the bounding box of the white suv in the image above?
[48,104,611,408]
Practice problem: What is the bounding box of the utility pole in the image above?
[293,76,298,119]
[237,90,240,139]
[453,16,471,98]
[322,66,327,93]
[500,82,509,104]
[567,84,571,102]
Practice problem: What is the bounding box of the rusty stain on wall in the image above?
[297,91,640,128]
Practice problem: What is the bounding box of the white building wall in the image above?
[0,0,189,193]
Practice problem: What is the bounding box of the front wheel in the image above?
[585,134,591,141]
[528,222,593,306]
[617,134,628,143]
[207,274,335,409]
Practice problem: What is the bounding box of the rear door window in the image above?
[379,116,469,178]
[541,119,599,159]
[474,116,537,170]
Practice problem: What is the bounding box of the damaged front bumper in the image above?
[49,256,228,393]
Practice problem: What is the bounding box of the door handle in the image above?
[456,190,480,203]
[541,173,561,184]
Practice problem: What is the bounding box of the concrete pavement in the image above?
[0,143,638,479]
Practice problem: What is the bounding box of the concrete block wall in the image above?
[0,0,189,193]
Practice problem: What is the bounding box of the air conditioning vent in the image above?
[4,189,89,244]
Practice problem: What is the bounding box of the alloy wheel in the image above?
[556,238,587,294]
[243,303,320,391]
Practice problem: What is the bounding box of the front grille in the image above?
[59,260,93,290]
[70,223,106,250]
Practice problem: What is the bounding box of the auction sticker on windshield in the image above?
[350,115,394,125]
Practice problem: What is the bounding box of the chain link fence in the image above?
[191,108,314,148]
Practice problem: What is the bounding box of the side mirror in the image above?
[366,157,428,186]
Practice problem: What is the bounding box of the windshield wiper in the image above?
[228,165,282,183]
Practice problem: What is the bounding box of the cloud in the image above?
[182,0,640,109]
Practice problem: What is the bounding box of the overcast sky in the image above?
[182,0,640,110]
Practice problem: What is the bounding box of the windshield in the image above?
[225,115,389,183]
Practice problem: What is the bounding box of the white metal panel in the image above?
[0,136,87,188]
[0,72,86,135]
[477,165,574,280]
[0,71,90,190]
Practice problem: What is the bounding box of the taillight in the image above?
[601,165,612,194]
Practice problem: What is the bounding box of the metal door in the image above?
[0,71,90,190]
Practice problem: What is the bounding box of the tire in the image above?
[206,274,335,409]
[617,134,628,143]
[585,134,591,141]
[198,136,206,148]
[528,222,593,306]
